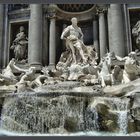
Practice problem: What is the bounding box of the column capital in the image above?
[47,12,56,19]
[47,4,57,19]
[95,5,107,15]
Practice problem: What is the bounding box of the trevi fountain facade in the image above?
[0,4,140,136]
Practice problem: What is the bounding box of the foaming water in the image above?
[85,107,100,131]
[118,111,128,134]
[0,129,127,136]
[101,97,129,110]
[0,94,87,133]
[111,98,128,134]
[89,97,129,134]
[0,93,130,135]
[106,97,128,134]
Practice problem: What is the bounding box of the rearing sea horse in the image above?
[98,53,113,87]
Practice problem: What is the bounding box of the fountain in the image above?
[0,17,140,136]
[0,89,137,136]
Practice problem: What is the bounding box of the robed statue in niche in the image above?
[10,26,28,62]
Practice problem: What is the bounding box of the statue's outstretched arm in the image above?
[61,27,69,40]
[135,21,140,28]
[11,63,28,73]
[115,55,126,61]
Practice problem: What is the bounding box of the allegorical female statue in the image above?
[10,26,28,61]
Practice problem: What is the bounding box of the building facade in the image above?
[0,4,139,69]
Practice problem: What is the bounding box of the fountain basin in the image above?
[0,80,140,135]
[0,91,135,135]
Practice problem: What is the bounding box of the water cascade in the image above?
[0,90,133,136]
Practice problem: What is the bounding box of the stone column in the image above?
[42,12,49,66]
[108,4,125,57]
[47,5,57,69]
[49,17,56,68]
[28,4,42,68]
[0,4,4,69]
[108,6,112,52]
[3,4,8,68]
[93,15,99,56]
[98,9,107,58]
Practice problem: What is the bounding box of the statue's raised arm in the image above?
[61,26,70,40]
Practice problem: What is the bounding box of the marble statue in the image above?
[132,20,140,54]
[57,17,98,82]
[10,26,28,61]
[116,52,140,83]
[30,67,62,88]
[1,51,140,89]
[18,67,36,84]
[0,59,18,85]
[111,65,123,85]
[98,53,113,87]
[61,17,87,64]
[15,67,36,92]
[31,66,50,87]
[0,58,28,85]
[67,64,84,81]
[2,18,140,89]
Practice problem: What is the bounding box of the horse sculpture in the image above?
[98,53,113,87]
[0,58,28,85]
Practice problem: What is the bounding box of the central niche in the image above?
[57,4,94,12]
[55,19,93,63]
